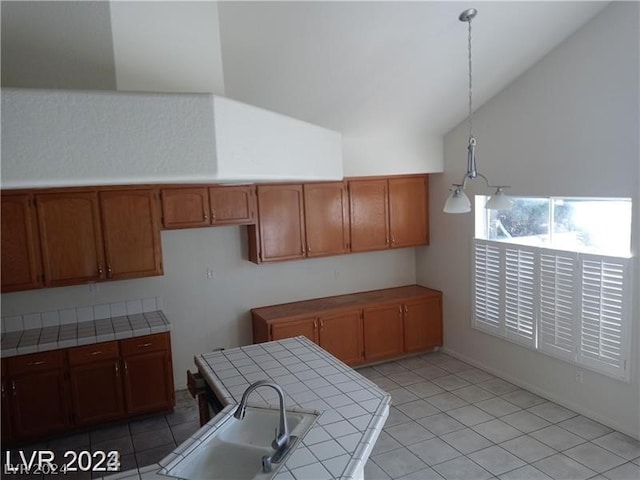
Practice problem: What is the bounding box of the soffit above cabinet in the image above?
[0,88,343,189]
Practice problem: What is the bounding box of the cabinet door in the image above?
[122,351,174,415]
[256,185,306,262]
[209,186,256,225]
[1,194,42,292]
[270,317,318,344]
[36,191,105,286]
[363,303,404,362]
[349,179,389,252]
[69,360,124,426]
[303,183,350,257]
[161,187,210,229]
[389,176,429,248]
[68,342,124,426]
[404,296,443,353]
[318,310,363,365]
[1,361,11,443]
[10,370,70,439]
[100,189,163,280]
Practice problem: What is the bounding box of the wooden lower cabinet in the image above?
[1,332,174,445]
[5,351,70,440]
[265,311,364,365]
[318,310,363,365]
[123,351,174,415]
[121,333,175,416]
[11,370,70,439]
[271,317,318,343]
[404,296,443,353]
[252,285,442,366]
[68,341,124,426]
[362,303,405,362]
[1,377,11,443]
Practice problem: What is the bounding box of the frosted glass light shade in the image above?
[485,190,513,210]
[443,189,471,213]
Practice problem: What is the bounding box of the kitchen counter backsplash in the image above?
[0,296,167,357]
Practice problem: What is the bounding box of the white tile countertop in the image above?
[0,311,170,357]
[104,336,391,480]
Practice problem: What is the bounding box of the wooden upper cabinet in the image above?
[255,184,306,262]
[349,179,389,252]
[1,194,42,292]
[209,186,255,225]
[303,182,349,257]
[99,189,163,280]
[161,187,210,229]
[36,191,105,286]
[389,176,429,247]
[160,186,255,229]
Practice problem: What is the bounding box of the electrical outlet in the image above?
[575,370,583,383]
[206,267,215,279]
[88,283,99,293]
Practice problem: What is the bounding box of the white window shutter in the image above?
[472,239,632,382]
[504,246,537,347]
[473,240,502,334]
[578,254,631,380]
[538,250,578,362]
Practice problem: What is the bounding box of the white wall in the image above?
[110,1,225,94]
[417,2,640,438]
[0,0,427,391]
[1,227,417,388]
[1,1,116,89]
[342,134,443,177]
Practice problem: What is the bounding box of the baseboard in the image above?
[440,346,640,441]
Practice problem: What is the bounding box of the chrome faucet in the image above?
[233,380,290,451]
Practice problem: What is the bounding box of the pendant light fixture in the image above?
[443,8,513,214]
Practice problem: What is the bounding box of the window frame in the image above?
[475,195,632,257]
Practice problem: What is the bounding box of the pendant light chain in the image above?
[467,16,473,140]
[443,8,513,214]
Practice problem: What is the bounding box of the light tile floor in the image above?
[5,351,640,480]
[359,352,640,480]
[3,390,200,479]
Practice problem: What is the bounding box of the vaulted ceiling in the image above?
[2,1,610,138]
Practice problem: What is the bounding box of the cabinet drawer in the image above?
[68,341,119,366]
[120,333,169,357]
[7,350,64,376]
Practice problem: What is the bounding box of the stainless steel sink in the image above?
[159,406,318,480]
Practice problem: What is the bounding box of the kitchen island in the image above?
[106,336,390,479]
